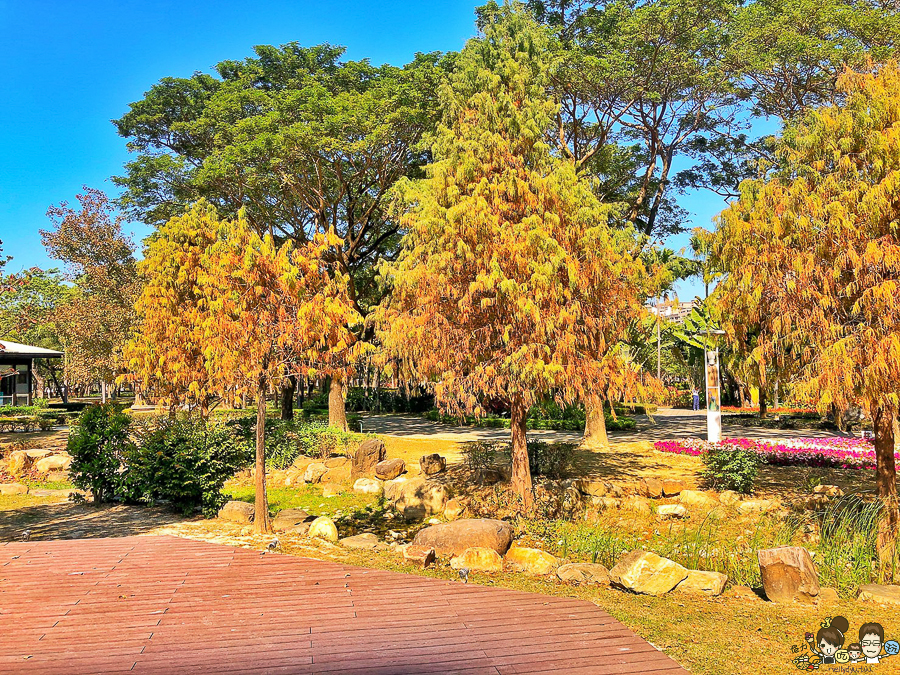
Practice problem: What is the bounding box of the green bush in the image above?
[67,404,134,502]
[527,440,577,479]
[227,417,370,468]
[122,418,250,516]
[700,445,761,493]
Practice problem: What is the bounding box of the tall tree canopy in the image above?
[525,0,900,236]
[41,188,140,392]
[714,63,900,563]
[380,5,652,505]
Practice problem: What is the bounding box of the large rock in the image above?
[375,458,405,480]
[757,546,820,604]
[385,477,448,520]
[608,550,688,596]
[419,453,446,476]
[622,496,652,515]
[574,479,610,497]
[271,508,310,532]
[403,545,436,568]
[322,465,351,484]
[339,533,380,550]
[7,451,32,476]
[308,516,339,542]
[737,499,780,515]
[678,490,718,507]
[661,480,685,497]
[657,504,687,519]
[351,438,386,480]
[0,483,28,496]
[450,547,503,573]
[857,584,900,606]
[411,518,513,557]
[504,547,559,575]
[639,478,664,498]
[34,455,72,474]
[443,498,466,521]
[218,501,255,524]
[556,563,610,585]
[353,478,383,495]
[674,570,728,596]
[324,456,350,468]
[303,463,328,484]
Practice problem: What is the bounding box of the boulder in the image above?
[324,456,350,468]
[443,498,466,520]
[34,455,72,474]
[738,499,780,515]
[283,469,303,487]
[339,533,380,550]
[218,501,255,524]
[322,465,351,484]
[639,478,664,498]
[353,478,383,495]
[661,480,685,497]
[719,490,741,506]
[419,453,446,476]
[7,451,31,476]
[375,458,405,480]
[674,570,727,596]
[657,504,688,519]
[575,479,609,497]
[757,546,820,604]
[403,545,436,568]
[25,449,53,459]
[450,547,503,573]
[556,563,610,586]
[308,516,339,542]
[321,483,343,498]
[622,496,652,515]
[291,455,313,471]
[0,483,28,496]
[504,547,560,575]
[679,490,718,507]
[351,438,386,480]
[303,463,328,484]
[386,477,448,520]
[271,508,311,532]
[411,518,513,557]
[283,521,311,537]
[818,587,840,604]
[608,550,688,596]
[857,584,900,606]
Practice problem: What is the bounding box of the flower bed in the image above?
[721,406,818,415]
[654,436,891,471]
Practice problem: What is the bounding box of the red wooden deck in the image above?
[0,536,687,674]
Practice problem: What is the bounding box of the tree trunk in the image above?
[254,373,271,534]
[509,395,533,509]
[582,397,609,450]
[758,389,767,419]
[280,375,296,421]
[328,373,348,432]
[874,405,898,577]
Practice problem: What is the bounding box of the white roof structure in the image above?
[0,340,63,359]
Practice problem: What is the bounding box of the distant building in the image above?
[648,299,698,324]
[0,340,63,406]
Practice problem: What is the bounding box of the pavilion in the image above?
[0,339,63,406]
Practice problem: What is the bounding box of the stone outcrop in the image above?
[411,518,513,557]
[608,550,688,596]
[757,546,820,604]
[556,563,610,585]
[218,501,255,524]
[271,508,310,532]
[857,584,900,606]
[375,458,405,481]
[450,547,503,573]
[419,453,446,476]
[308,516,339,542]
[403,545,436,568]
[384,477,448,520]
[674,570,727,596]
[303,463,328,484]
[351,439,387,480]
[504,547,560,576]
[34,454,71,474]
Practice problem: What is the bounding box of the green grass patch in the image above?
[222,484,377,518]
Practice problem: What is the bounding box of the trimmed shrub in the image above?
[700,445,761,494]
[122,418,250,516]
[68,404,134,502]
[527,440,577,479]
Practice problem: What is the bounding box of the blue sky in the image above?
[1,0,729,300]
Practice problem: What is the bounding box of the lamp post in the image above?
[705,328,726,443]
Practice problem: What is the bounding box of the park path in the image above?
[360,408,847,443]
[0,536,687,675]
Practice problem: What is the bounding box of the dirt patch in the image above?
[0,502,190,541]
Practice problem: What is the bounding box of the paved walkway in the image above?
[361,408,846,443]
[0,536,686,675]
